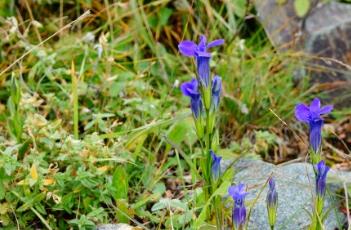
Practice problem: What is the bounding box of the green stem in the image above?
[205,108,212,188]
[214,196,223,229]
[310,196,324,230]
[72,75,79,139]
[310,150,321,165]
[203,108,212,219]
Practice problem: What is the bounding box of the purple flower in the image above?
[210,150,222,180]
[315,160,330,197]
[180,78,202,118]
[228,183,247,229]
[178,35,224,58]
[266,178,278,228]
[295,98,333,153]
[211,76,222,110]
[266,178,278,208]
[178,35,224,87]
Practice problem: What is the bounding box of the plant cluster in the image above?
[178,35,334,229]
[0,1,344,229]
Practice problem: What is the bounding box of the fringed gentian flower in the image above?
[180,78,202,118]
[228,183,247,229]
[211,76,222,111]
[315,160,330,198]
[266,178,278,229]
[295,98,333,153]
[210,150,222,180]
[312,160,330,228]
[178,35,224,88]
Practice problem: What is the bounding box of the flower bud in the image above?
[210,150,222,181]
[266,178,278,229]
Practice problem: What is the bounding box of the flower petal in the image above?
[310,98,321,113]
[268,178,275,190]
[180,82,191,97]
[320,105,333,115]
[237,183,246,195]
[210,150,221,180]
[295,104,310,122]
[212,76,222,110]
[178,40,197,57]
[233,206,246,229]
[190,96,202,118]
[315,160,330,196]
[195,51,211,57]
[212,76,222,94]
[210,150,219,161]
[196,56,211,87]
[180,79,198,97]
[228,186,236,198]
[207,39,224,48]
[309,119,323,153]
[198,35,207,52]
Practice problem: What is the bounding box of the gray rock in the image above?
[254,0,351,107]
[304,2,351,107]
[226,158,348,230]
[97,224,140,230]
[254,0,308,49]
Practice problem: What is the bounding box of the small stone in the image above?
[97,224,141,230]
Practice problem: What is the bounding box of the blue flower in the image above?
[180,78,202,118]
[228,183,247,229]
[210,150,222,180]
[266,178,278,228]
[178,35,224,87]
[211,76,222,111]
[295,98,333,153]
[315,160,330,197]
[267,178,278,208]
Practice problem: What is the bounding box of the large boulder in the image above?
[255,0,351,107]
[225,158,348,230]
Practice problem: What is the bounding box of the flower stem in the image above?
[310,150,321,165]
[203,108,212,219]
[214,196,223,229]
[310,196,324,230]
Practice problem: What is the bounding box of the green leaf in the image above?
[151,198,168,212]
[17,193,46,212]
[0,182,4,199]
[35,203,47,215]
[195,181,231,228]
[3,154,19,176]
[18,139,30,159]
[294,0,310,17]
[165,211,192,229]
[148,15,158,28]
[159,8,173,26]
[221,165,235,183]
[112,165,129,200]
[167,118,196,146]
[109,81,125,97]
[232,0,246,18]
[151,198,188,212]
[68,215,95,228]
[10,74,21,106]
[116,199,131,223]
[152,182,166,196]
